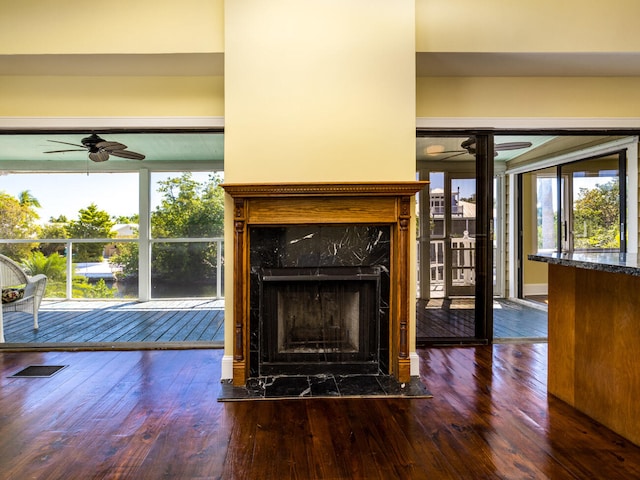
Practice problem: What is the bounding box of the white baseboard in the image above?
[523,283,548,297]
[410,352,420,377]
[221,354,234,381]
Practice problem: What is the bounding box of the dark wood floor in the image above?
[1,344,639,479]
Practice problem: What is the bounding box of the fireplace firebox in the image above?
[260,267,381,375]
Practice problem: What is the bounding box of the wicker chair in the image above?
[0,254,47,342]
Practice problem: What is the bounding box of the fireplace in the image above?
[222,182,426,385]
[259,266,381,375]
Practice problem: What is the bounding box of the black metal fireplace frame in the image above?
[259,266,382,376]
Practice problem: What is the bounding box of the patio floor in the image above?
[1,299,225,346]
[416,298,547,342]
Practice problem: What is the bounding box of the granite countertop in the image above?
[528,251,640,276]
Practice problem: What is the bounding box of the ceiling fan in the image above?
[44,133,145,162]
[426,137,532,159]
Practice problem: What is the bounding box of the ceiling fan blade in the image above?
[44,149,86,154]
[423,147,467,156]
[89,150,110,162]
[97,141,127,151]
[109,149,145,160]
[47,140,86,148]
[440,151,468,161]
[495,141,533,151]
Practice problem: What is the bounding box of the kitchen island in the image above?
[529,252,640,446]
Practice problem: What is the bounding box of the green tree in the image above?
[21,251,66,281]
[573,179,620,249]
[18,190,42,209]
[112,174,224,286]
[151,174,224,284]
[67,203,116,262]
[151,173,224,238]
[40,222,68,256]
[0,192,40,258]
[113,214,139,224]
[49,214,69,223]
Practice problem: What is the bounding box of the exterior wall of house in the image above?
[522,172,549,294]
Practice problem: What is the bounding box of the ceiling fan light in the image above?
[89,150,109,162]
[425,144,445,155]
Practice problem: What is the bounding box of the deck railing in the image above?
[0,237,224,301]
[426,234,476,290]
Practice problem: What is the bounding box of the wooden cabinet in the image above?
[547,262,640,446]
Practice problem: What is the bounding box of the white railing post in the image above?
[217,238,223,297]
[66,240,73,299]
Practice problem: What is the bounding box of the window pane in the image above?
[72,242,129,299]
[151,241,223,298]
[535,172,558,252]
[150,172,224,239]
[567,157,620,251]
[0,172,139,299]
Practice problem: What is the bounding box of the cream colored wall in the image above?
[416,0,640,52]
[417,77,640,118]
[0,0,224,54]
[0,76,224,116]
[0,0,225,117]
[224,0,416,183]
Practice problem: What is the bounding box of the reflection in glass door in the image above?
[447,175,476,296]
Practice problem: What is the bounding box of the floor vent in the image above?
[10,365,67,378]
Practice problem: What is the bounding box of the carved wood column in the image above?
[232,198,247,385]
[396,195,412,382]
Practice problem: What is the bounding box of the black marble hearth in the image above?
[218,374,432,401]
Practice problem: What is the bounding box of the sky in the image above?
[0,171,215,224]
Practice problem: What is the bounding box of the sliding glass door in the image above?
[416,134,493,343]
[520,150,627,302]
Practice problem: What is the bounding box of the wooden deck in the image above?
[2,297,544,346]
[417,298,547,341]
[1,344,640,478]
[1,299,225,346]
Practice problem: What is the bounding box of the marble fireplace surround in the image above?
[221,182,427,386]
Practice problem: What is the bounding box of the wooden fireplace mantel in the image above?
[221,181,427,385]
